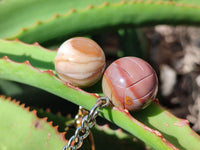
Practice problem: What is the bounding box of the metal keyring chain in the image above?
[63,97,110,150]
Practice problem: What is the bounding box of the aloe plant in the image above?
[1,0,200,149]
[0,96,66,150]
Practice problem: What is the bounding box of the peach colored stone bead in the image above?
[55,37,105,87]
[102,57,158,111]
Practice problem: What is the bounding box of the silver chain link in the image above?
[63,97,110,150]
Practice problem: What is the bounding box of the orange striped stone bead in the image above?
[102,57,158,111]
[55,37,105,87]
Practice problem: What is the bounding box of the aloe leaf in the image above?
[0,56,99,111]
[37,108,146,149]
[0,39,200,149]
[1,0,200,43]
[0,96,66,150]
[0,39,56,71]
[0,79,23,96]
[132,102,200,150]
[93,124,146,150]
[0,55,195,150]
[37,109,73,133]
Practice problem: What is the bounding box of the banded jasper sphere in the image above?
[55,37,105,87]
[102,57,158,111]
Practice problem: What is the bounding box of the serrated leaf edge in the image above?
[7,0,200,40]
[1,56,100,99]
[0,95,67,142]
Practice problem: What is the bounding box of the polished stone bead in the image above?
[55,37,105,87]
[102,57,158,111]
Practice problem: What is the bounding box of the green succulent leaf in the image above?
[133,102,200,150]
[37,108,146,150]
[0,39,56,71]
[0,39,200,149]
[0,96,66,150]
[1,0,200,43]
[93,124,146,150]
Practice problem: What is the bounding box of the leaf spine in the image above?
[87,4,94,9]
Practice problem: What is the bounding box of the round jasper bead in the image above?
[55,37,105,87]
[102,57,158,111]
